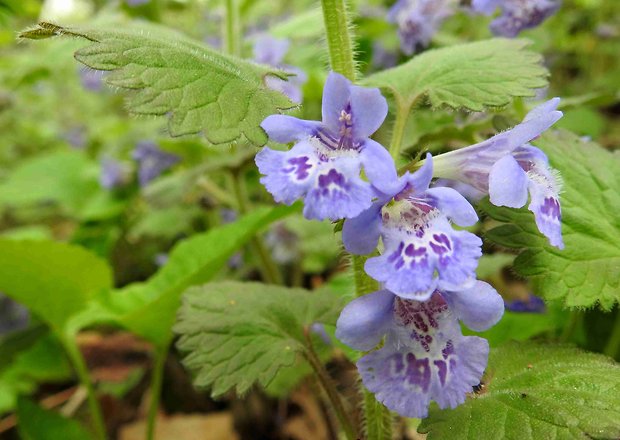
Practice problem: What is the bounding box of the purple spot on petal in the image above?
[434,359,447,386]
[540,197,561,219]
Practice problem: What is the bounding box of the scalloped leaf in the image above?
[364,39,547,112]
[19,22,295,146]
[174,281,343,397]
[419,342,620,440]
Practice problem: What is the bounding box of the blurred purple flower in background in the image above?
[253,35,307,104]
[132,141,180,187]
[0,294,29,336]
[265,222,299,265]
[388,0,454,55]
[505,293,546,313]
[126,0,150,6]
[471,0,561,37]
[100,158,129,190]
[336,282,503,417]
[79,67,106,92]
[64,126,87,150]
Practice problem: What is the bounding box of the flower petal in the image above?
[489,154,529,208]
[342,202,383,255]
[335,290,395,351]
[425,186,479,227]
[357,293,489,418]
[261,115,321,143]
[366,217,482,299]
[255,141,319,205]
[349,86,388,138]
[303,157,374,221]
[321,72,352,133]
[528,179,564,249]
[359,139,399,195]
[443,281,504,332]
[471,0,500,15]
[405,153,434,194]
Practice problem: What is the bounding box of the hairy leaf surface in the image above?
[20,22,295,146]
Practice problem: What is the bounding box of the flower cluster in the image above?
[256,72,563,417]
[388,0,454,54]
[471,0,561,37]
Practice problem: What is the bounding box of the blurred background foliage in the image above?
[0,0,618,438]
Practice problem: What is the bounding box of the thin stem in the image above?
[146,347,167,440]
[304,329,357,440]
[230,170,283,285]
[320,0,356,80]
[224,0,241,57]
[64,339,106,440]
[363,388,393,440]
[604,311,620,359]
[389,99,410,160]
[559,310,582,343]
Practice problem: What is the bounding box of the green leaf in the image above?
[364,39,547,112]
[174,281,344,397]
[419,342,620,440]
[17,398,92,440]
[70,204,298,346]
[0,333,72,414]
[481,130,620,309]
[0,150,124,221]
[0,240,113,331]
[19,22,294,146]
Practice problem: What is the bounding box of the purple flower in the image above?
[472,0,561,37]
[132,141,180,187]
[257,72,397,221]
[0,294,30,335]
[265,222,299,264]
[388,0,454,55]
[79,67,105,92]
[253,35,307,104]
[431,99,564,248]
[126,0,150,6]
[100,158,128,190]
[505,293,546,313]
[336,282,504,418]
[343,155,481,300]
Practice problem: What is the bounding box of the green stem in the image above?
[603,311,620,359]
[146,347,167,440]
[64,339,106,440]
[304,329,357,440]
[320,0,356,80]
[559,310,581,343]
[363,388,393,440]
[230,170,283,285]
[388,99,410,160]
[224,0,241,57]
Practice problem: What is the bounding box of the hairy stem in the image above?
[389,99,410,160]
[363,388,394,440]
[224,0,241,57]
[304,329,357,440]
[604,311,620,359]
[64,339,106,440]
[320,0,356,81]
[230,170,283,285]
[146,347,167,440]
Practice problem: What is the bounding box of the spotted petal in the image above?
[357,293,489,418]
[303,157,374,221]
[365,216,482,300]
[528,179,564,249]
[255,141,319,205]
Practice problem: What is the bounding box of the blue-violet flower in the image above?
[388,0,454,55]
[257,72,397,221]
[336,281,504,417]
[253,35,307,104]
[132,141,180,187]
[471,0,561,37]
[343,154,481,300]
[431,98,564,248]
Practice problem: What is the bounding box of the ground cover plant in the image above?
[0,0,619,439]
